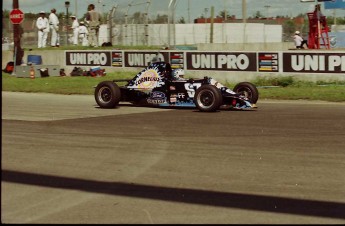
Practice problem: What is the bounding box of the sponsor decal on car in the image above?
[147,91,166,104]
[130,69,161,89]
[150,91,165,99]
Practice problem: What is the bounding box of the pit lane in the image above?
[2,92,345,224]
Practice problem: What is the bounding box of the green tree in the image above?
[254,11,264,18]
[218,10,229,19]
[282,19,297,42]
[152,14,168,24]
[177,17,186,24]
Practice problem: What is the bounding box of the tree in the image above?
[132,12,145,24]
[253,11,264,19]
[177,17,186,24]
[218,10,229,19]
[152,14,168,24]
[283,19,296,40]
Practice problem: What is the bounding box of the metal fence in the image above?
[3,0,313,49]
[2,16,74,48]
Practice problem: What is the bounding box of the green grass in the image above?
[2,72,345,102]
[256,85,345,102]
[2,71,132,95]
[250,76,345,102]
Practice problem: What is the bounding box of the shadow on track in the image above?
[2,169,344,220]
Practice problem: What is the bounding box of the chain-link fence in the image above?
[2,15,76,48]
[3,0,324,49]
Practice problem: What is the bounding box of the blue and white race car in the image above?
[94,62,258,112]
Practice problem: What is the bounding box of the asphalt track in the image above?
[2,91,345,224]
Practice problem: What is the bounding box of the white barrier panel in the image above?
[65,50,345,74]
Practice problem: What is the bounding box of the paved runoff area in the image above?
[2,91,345,224]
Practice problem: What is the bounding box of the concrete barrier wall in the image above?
[2,48,345,83]
[109,23,283,46]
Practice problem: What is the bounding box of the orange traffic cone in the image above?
[30,66,35,79]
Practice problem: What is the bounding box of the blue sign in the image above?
[329,32,345,48]
[324,0,345,9]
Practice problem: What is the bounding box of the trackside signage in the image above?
[283,53,345,73]
[186,52,257,71]
[124,51,170,67]
[65,51,111,66]
[64,50,345,75]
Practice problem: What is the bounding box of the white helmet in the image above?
[172,69,184,80]
[295,31,300,35]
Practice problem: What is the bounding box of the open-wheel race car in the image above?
[94,62,259,112]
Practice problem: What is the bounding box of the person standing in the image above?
[49,8,60,47]
[36,11,50,48]
[78,21,89,46]
[70,16,79,46]
[85,4,101,47]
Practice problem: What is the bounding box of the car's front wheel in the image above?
[194,85,223,112]
[233,82,259,104]
[94,81,121,108]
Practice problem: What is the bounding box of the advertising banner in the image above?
[329,32,345,48]
[258,53,279,72]
[65,51,112,66]
[124,51,170,68]
[64,50,345,75]
[112,51,123,67]
[186,52,257,71]
[283,52,345,73]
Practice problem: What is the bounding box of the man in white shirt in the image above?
[36,11,50,48]
[70,16,79,45]
[78,21,89,46]
[293,31,308,49]
[49,8,60,47]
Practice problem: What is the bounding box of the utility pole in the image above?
[12,0,24,67]
[210,6,214,43]
[264,5,271,18]
[65,1,70,46]
[204,8,208,24]
[224,0,227,22]
[74,0,78,18]
[242,0,247,23]
[242,0,247,45]
[168,0,177,48]
[188,0,191,23]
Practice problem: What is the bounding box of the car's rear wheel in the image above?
[94,81,121,108]
[233,82,259,104]
[194,85,223,112]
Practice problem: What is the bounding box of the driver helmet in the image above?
[171,69,185,80]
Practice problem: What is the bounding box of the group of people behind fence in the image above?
[36,4,101,48]
[70,16,89,46]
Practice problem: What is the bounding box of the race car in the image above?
[94,62,259,112]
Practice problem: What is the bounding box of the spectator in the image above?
[49,8,60,47]
[85,4,101,47]
[314,4,324,21]
[78,21,89,46]
[70,16,79,46]
[36,11,50,48]
[293,31,308,49]
[314,4,327,30]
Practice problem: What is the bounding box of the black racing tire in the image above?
[233,82,259,104]
[194,85,223,112]
[94,81,121,108]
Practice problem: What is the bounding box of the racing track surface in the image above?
[2,91,345,224]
